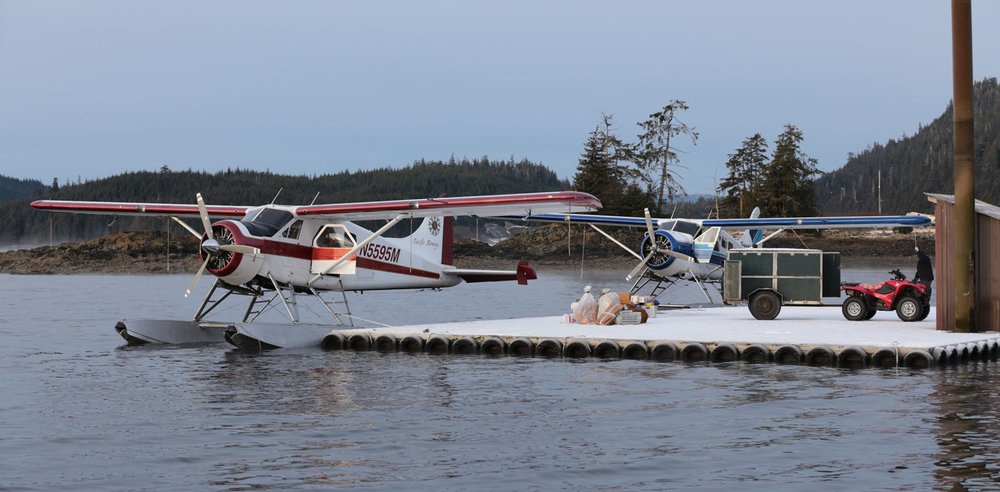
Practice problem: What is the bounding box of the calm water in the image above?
[2,265,997,491]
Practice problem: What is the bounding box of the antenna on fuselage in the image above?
[270,188,283,205]
[309,192,320,206]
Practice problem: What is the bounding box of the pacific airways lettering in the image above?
[359,242,401,263]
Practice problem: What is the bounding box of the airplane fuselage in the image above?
[639,223,736,281]
[205,205,463,292]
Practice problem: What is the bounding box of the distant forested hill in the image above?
[0,175,44,202]
[815,77,1000,215]
[0,157,569,246]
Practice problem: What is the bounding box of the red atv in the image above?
[841,269,931,322]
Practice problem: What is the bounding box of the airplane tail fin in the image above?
[407,193,453,266]
[738,207,763,247]
[442,216,453,265]
[405,215,452,265]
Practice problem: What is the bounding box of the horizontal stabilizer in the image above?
[442,260,537,285]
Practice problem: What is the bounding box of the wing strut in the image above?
[589,224,643,261]
[306,213,407,288]
[171,216,201,238]
[758,228,785,246]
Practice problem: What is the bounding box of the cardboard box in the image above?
[615,310,643,325]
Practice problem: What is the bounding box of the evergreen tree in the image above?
[620,183,656,217]
[572,114,649,215]
[572,126,615,206]
[718,133,768,218]
[762,124,819,217]
[636,100,698,213]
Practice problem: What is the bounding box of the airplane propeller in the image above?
[174,193,259,297]
[625,208,695,281]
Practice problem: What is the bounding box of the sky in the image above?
[2,1,1000,197]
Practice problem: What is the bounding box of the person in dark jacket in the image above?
[914,247,934,294]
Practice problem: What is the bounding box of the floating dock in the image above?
[221,305,1000,369]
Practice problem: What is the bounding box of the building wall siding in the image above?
[935,201,955,331]
[934,199,1000,332]
[978,213,1000,331]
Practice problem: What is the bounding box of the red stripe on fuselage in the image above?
[312,248,357,261]
[356,257,440,279]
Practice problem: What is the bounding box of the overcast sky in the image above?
[2,1,999,196]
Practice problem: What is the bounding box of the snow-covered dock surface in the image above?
[223,304,1000,369]
[366,305,987,349]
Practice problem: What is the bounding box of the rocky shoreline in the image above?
[0,227,935,274]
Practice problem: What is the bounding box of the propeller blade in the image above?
[219,244,260,255]
[197,193,213,240]
[185,256,210,298]
[626,251,656,282]
[170,216,202,238]
[643,208,657,248]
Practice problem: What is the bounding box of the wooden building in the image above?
[927,193,1000,332]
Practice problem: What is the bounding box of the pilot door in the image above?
[311,224,357,275]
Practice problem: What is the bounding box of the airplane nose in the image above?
[201,238,222,255]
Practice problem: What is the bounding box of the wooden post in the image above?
[952,0,975,332]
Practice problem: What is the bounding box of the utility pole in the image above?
[952,0,975,332]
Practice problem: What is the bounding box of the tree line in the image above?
[0,175,44,202]
[815,77,1000,214]
[0,157,569,245]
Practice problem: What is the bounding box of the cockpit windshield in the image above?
[242,207,294,237]
[672,220,700,236]
[656,220,699,236]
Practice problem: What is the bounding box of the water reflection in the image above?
[6,273,1000,490]
[931,364,1000,489]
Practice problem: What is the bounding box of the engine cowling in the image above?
[201,221,262,285]
[639,230,694,270]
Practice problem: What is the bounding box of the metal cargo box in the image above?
[723,248,841,319]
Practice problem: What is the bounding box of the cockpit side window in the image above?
[281,220,303,240]
[315,225,356,249]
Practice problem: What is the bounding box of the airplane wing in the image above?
[293,191,600,220]
[701,215,932,229]
[29,200,250,218]
[505,212,932,229]
[31,191,601,220]
[500,213,652,228]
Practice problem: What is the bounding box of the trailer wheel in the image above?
[896,296,922,322]
[842,296,870,321]
[748,290,781,320]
